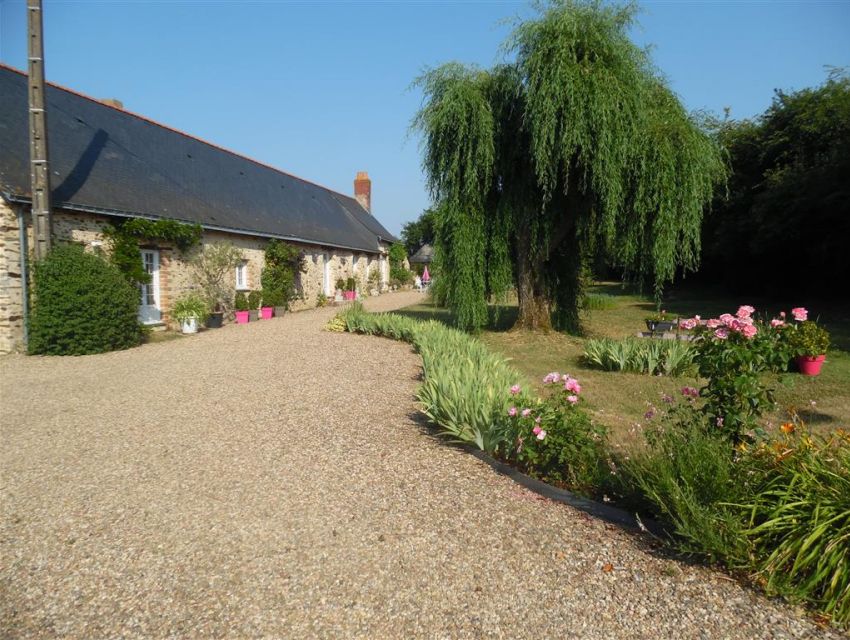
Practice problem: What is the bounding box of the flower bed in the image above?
[331,304,849,628]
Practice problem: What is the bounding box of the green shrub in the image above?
[29,245,143,355]
[234,291,249,311]
[247,290,262,309]
[742,426,850,625]
[582,338,694,376]
[502,375,608,494]
[624,398,754,563]
[262,240,305,310]
[787,320,830,357]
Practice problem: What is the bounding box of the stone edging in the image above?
[465,446,665,536]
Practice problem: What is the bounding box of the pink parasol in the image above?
[422,266,431,283]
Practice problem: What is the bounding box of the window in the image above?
[236,261,248,290]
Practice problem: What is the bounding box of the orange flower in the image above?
[780,422,795,434]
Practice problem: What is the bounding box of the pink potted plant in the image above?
[234,291,250,324]
[786,308,829,376]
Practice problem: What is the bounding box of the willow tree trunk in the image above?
[513,224,552,331]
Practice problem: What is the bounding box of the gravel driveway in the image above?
[0,291,841,639]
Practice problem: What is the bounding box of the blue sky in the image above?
[1,1,848,236]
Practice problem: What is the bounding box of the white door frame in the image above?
[323,253,333,296]
[138,249,162,324]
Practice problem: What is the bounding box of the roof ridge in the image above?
[0,62,363,207]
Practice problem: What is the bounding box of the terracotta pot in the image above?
[234,311,250,324]
[796,355,826,376]
[260,306,274,320]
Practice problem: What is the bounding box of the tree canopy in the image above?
[412,0,725,332]
[698,70,850,296]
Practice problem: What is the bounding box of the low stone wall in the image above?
[0,203,388,353]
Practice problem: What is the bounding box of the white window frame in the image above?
[236,260,249,290]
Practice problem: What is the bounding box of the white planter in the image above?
[180,317,198,334]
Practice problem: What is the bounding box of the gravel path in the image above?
[0,292,842,639]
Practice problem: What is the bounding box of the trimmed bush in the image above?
[29,245,143,355]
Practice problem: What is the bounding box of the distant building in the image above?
[0,64,397,352]
[408,243,434,265]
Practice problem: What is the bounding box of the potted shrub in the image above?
[247,290,261,321]
[344,276,357,301]
[789,320,830,376]
[262,287,285,318]
[189,242,243,329]
[172,292,209,334]
[234,291,250,324]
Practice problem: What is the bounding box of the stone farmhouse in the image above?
[0,64,397,353]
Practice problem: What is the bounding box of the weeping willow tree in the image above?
[413,0,726,332]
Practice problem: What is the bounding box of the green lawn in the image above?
[398,283,850,449]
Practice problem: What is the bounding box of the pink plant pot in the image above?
[344,291,357,301]
[796,355,826,376]
[234,310,250,324]
[260,307,274,320]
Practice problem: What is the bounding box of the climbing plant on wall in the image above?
[103,218,202,285]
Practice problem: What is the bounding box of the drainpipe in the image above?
[17,205,30,350]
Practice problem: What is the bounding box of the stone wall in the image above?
[0,204,388,353]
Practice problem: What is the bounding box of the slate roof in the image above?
[0,64,396,252]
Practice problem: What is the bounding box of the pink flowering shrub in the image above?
[501,373,607,492]
[680,305,813,441]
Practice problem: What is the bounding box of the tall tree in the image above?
[699,70,850,296]
[401,208,437,256]
[413,1,725,331]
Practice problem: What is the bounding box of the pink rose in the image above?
[736,305,755,319]
[679,318,697,330]
[532,425,542,436]
[706,318,721,328]
[567,395,579,405]
[791,307,808,322]
[510,384,521,396]
[508,407,517,417]
[740,324,758,339]
[719,313,735,327]
[770,318,785,328]
[780,311,786,319]
[564,378,581,394]
[543,372,560,384]
[536,430,547,441]
[521,408,532,418]
[714,328,729,340]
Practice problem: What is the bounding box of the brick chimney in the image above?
[354,171,371,213]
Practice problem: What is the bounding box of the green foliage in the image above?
[189,242,243,312]
[388,242,415,286]
[742,428,850,624]
[701,70,850,296]
[29,245,143,355]
[502,386,608,494]
[401,208,437,256]
[247,290,262,309]
[413,1,725,331]
[624,399,754,562]
[788,320,830,357]
[171,292,209,324]
[581,293,617,310]
[582,338,695,376]
[104,218,202,285]
[345,277,356,292]
[335,278,346,291]
[261,240,306,311]
[234,291,249,312]
[336,305,519,452]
